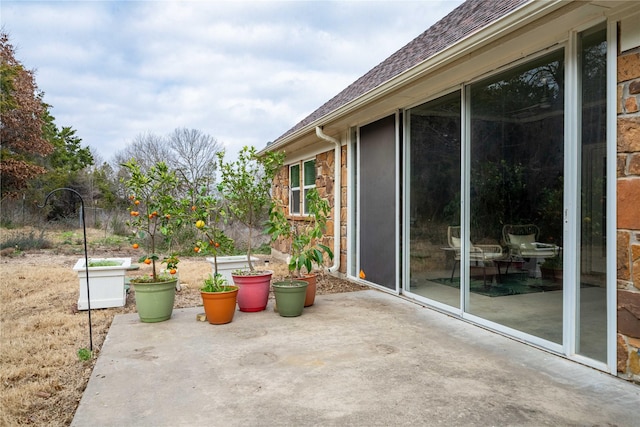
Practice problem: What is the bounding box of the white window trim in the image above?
[289,163,301,215]
[605,18,617,377]
[288,158,316,216]
[302,159,316,216]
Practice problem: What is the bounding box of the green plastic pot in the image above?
[131,278,177,323]
[272,280,308,317]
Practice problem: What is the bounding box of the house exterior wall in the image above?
[272,146,347,273]
[616,47,640,382]
[268,1,640,384]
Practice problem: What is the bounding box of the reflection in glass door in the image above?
[468,50,565,344]
[578,25,607,362]
[407,92,461,308]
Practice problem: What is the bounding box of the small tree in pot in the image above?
[216,146,284,312]
[266,187,334,307]
[189,189,239,324]
[122,159,183,322]
[216,146,284,272]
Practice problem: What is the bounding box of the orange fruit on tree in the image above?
[194,247,200,253]
[215,242,220,248]
[144,258,152,265]
[134,200,140,205]
[191,205,197,211]
[169,269,177,275]
[132,243,139,249]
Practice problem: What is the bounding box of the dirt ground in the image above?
[0,227,366,426]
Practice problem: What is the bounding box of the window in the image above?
[289,159,316,215]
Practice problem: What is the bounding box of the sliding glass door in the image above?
[577,25,607,362]
[401,23,609,367]
[468,50,565,344]
[407,92,461,308]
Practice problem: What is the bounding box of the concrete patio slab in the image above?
[72,290,639,426]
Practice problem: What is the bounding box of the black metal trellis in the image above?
[39,188,93,351]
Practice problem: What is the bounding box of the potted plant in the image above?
[189,188,239,324]
[266,187,334,307]
[122,159,182,323]
[199,274,239,324]
[216,146,284,312]
[73,257,131,310]
[271,279,309,317]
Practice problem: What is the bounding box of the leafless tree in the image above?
[112,132,171,173]
[111,129,222,201]
[168,128,222,198]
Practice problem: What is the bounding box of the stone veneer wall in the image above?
[616,48,640,383]
[271,165,291,254]
[271,146,347,274]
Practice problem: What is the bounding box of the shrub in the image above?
[0,231,52,251]
[110,217,127,236]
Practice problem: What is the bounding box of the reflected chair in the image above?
[447,226,505,285]
[502,224,561,276]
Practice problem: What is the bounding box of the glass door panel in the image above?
[578,26,607,362]
[468,50,565,344]
[407,91,461,308]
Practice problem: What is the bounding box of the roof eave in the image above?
[261,0,567,155]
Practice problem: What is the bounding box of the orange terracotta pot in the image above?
[201,287,238,324]
[297,274,317,307]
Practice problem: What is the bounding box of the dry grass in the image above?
[0,227,366,426]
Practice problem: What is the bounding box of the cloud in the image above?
[1,0,463,164]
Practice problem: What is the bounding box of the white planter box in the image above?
[206,255,259,285]
[73,258,131,310]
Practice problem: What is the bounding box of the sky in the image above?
[2,0,463,165]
